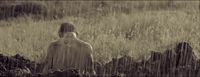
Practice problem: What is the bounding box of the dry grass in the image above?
[0,1,199,63]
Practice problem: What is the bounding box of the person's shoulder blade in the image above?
[47,40,61,52]
[76,39,93,53]
[50,40,61,47]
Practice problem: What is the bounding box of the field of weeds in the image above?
[0,1,199,64]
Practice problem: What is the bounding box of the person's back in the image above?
[42,23,95,75]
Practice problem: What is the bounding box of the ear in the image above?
[75,32,79,35]
[58,32,63,38]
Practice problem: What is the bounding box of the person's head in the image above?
[58,23,77,38]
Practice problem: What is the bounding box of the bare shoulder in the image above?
[48,40,60,48]
[76,39,93,51]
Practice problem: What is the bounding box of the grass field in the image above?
[0,1,199,63]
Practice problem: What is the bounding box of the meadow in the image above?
[0,1,199,64]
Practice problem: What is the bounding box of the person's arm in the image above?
[42,43,55,73]
[85,44,96,76]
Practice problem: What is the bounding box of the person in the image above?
[42,23,96,76]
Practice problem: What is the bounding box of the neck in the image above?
[62,32,77,39]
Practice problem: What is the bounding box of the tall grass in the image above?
[0,1,199,63]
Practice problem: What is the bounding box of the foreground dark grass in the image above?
[0,42,200,77]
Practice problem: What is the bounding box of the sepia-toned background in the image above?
[0,1,199,64]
